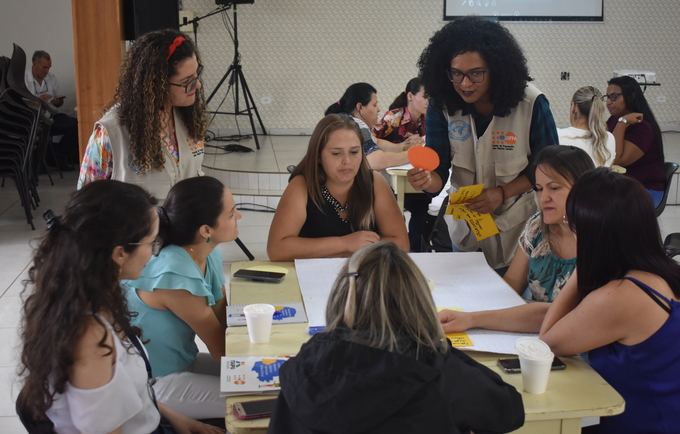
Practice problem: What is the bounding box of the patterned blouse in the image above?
[77,125,182,188]
[518,212,576,302]
[373,106,425,143]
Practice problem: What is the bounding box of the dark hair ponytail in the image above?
[389,77,423,111]
[160,176,225,247]
[325,83,377,116]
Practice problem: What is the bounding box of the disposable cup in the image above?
[515,337,554,394]
[243,304,275,344]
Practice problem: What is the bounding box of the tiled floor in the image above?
[1,132,680,432]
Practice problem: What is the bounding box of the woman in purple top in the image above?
[605,76,665,206]
[540,169,680,433]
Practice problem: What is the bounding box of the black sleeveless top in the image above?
[298,186,377,239]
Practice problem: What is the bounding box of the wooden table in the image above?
[225,261,624,434]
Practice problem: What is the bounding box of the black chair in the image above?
[655,162,678,217]
[663,233,680,259]
[15,387,55,434]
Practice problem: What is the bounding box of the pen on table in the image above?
[228,311,283,318]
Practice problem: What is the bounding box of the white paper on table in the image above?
[295,252,538,355]
[386,162,414,171]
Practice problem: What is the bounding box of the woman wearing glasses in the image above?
[407,16,559,272]
[78,29,208,200]
[123,176,241,420]
[605,76,665,206]
[18,181,223,433]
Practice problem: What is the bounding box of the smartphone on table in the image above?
[497,357,566,373]
[233,269,286,282]
[233,398,278,420]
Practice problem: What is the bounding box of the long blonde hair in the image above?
[325,242,449,355]
[570,86,610,167]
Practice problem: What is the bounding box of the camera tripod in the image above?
[204,2,266,150]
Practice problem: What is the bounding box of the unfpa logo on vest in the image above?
[492,131,517,150]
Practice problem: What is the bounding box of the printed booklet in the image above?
[220,356,292,396]
[227,302,307,326]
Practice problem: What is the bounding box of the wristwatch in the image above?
[618,117,629,125]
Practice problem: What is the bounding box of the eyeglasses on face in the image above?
[604,92,623,102]
[169,65,203,94]
[446,69,486,83]
[129,237,163,256]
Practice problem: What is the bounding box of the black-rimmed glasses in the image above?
[446,69,486,83]
[604,92,623,102]
[129,237,163,256]
[169,65,203,94]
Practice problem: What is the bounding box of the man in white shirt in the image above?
[25,50,79,170]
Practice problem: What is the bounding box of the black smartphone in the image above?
[233,398,277,420]
[497,357,566,373]
[233,269,286,282]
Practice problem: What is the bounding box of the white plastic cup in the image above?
[515,337,554,394]
[243,304,275,344]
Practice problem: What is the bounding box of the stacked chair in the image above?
[0,43,58,229]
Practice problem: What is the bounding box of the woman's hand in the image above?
[407,167,432,191]
[622,112,644,126]
[343,230,380,253]
[159,403,225,434]
[465,187,503,214]
[438,309,474,332]
[402,134,425,149]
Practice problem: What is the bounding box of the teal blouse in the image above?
[519,212,576,302]
[122,245,225,377]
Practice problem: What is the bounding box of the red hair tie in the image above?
[166,36,186,61]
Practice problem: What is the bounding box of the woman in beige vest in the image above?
[78,29,208,200]
[407,17,559,272]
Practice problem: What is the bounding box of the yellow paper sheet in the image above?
[444,184,500,242]
[445,332,474,347]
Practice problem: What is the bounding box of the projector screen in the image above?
[444,0,603,22]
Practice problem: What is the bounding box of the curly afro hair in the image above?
[418,16,531,116]
[105,29,208,174]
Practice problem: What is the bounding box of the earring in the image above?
[118,264,123,278]
[562,215,568,225]
[206,237,211,244]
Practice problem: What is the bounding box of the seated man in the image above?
[25,50,79,169]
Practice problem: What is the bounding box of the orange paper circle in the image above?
[408,146,440,171]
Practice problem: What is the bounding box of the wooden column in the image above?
[71,0,125,161]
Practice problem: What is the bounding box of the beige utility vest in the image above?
[99,106,205,201]
[443,83,542,269]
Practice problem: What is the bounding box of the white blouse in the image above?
[46,317,160,434]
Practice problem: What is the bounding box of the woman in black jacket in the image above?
[268,241,524,434]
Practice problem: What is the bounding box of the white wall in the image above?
[183,0,680,131]
[0,0,76,115]
[1,0,678,130]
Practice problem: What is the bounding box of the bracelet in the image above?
[403,143,409,151]
[498,185,506,202]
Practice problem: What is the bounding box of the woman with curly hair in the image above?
[407,16,559,272]
[18,181,223,433]
[77,29,208,200]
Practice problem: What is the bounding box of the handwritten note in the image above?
[445,184,499,241]
[445,332,474,347]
